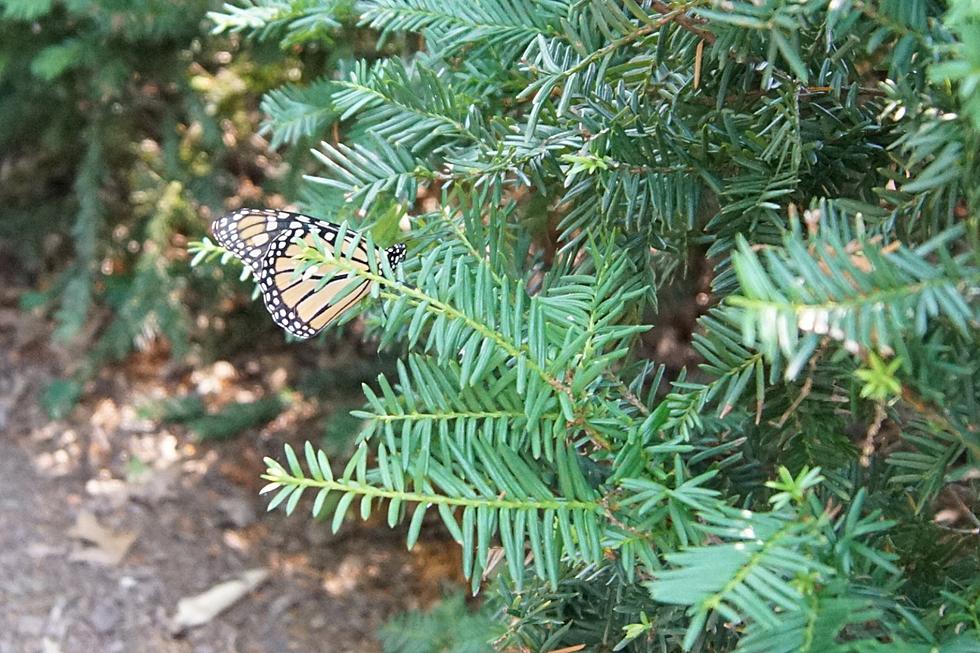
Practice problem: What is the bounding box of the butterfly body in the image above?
[212,209,405,339]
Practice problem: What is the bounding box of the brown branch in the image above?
[691,84,886,106]
[840,342,978,459]
[650,1,716,44]
[860,402,888,467]
[772,344,826,428]
[605,372,651,417]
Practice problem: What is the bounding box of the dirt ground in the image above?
[0,290,460,653]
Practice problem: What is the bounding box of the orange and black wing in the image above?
[256,226,373,339]
[210,208,333,272]
[212,209,406,339]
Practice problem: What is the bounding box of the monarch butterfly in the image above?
[211,208,406,339]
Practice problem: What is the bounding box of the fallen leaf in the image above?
[26,543,65,559]
[68,510,138,565]
[171,568,269,633]
[41,638,63,653]
[217,493,257,528]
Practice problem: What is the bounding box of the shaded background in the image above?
[0,3,476,651]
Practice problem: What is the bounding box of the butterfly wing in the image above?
[211,209,320,271]
[212,208,407,339]
[256,225,373,339]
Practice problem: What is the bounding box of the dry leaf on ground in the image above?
[171,568,269,633]
[67,510,138,565]
[41,638,63,653]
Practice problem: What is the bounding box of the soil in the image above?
[0,290,461,653]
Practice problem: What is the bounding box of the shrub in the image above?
[0,0,309,414]
[205,2,979,651]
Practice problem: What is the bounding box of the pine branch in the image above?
[649,1,714,44]
[729,223,979,371]
[191,1,980,647]
[260,78,339,148]
[209,0,344,45]
[359,0,567,56]
[332,58,479,151]
[264,441,604,590]
[648,475,900,651]
[663,310,768,439]
[307,136,424,211]
[263,445,599,513]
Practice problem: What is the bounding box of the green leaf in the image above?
[407,502,428,549]
[31,40,84,80]
[40,378,83,420]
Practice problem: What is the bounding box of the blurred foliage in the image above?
[378,592,499,653]
[204,1,980,652]
[0,0,328,416]
[138,393,287,440]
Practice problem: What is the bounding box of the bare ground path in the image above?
[0,295,456,653]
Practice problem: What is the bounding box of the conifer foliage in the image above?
[204,1,979,651]
[0,0,302,416]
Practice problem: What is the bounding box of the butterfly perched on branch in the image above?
[211,208,406,339]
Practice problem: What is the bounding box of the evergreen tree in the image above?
[200,1,979,650]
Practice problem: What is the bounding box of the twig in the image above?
[692,84,886,106]
[605,372,651,417]
[772,345,824,428]
[650,2,716,44]
[860,402,887,468]
[947,487,980,529]
[772,374,813,428]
